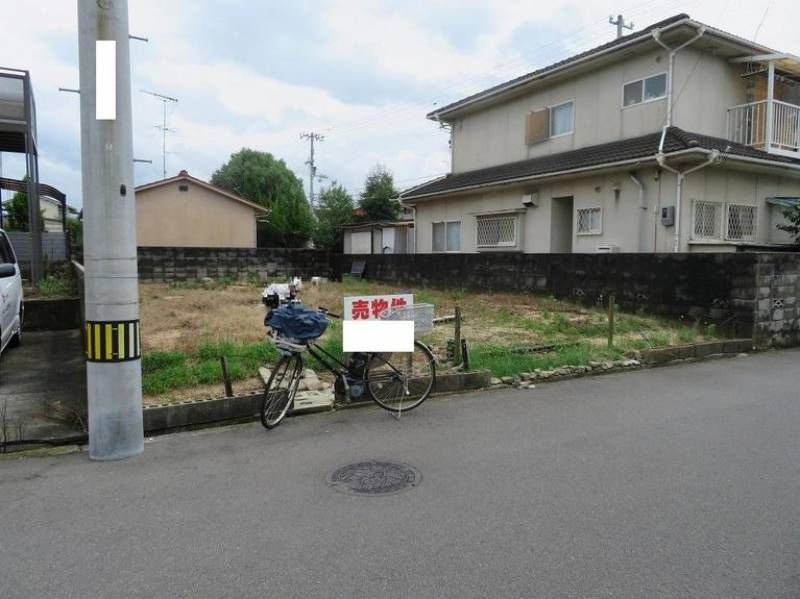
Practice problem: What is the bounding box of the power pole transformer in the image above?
[300,131,324,206]
[609,14,634,38]
[77,0,144,460]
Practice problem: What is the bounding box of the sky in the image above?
[1,0,799,209]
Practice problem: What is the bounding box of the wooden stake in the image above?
[220,356,234,397]
[607,293,616,348]
[453,305,462,365]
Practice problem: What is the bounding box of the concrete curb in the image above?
[142,370,493,434]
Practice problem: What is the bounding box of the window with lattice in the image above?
[726,204,757,241]
[693,201,721,239]
[576,207,602,235]
[476,215,517,247]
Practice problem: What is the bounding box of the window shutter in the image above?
[526,108,549,146]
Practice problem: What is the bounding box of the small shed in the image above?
[342,220,415,254]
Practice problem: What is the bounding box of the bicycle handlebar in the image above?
[318,307,341,319]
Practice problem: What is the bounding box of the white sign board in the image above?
[343,321,414,352]
[343,294,413,321]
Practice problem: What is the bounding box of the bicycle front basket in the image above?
[379,303,434,333]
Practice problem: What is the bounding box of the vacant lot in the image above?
[139,277,716,404]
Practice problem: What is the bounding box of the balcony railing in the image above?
[727,99,800,156]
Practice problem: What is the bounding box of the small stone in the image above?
[736,352,748,358]
[490,377,502,386]
[603,361,614,370]
[500,376,514,385]
[588,361,602,368]
[526,384,537,390]
[622,359,640,367]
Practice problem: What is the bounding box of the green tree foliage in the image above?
[211,148,313,247]
[3,180,31,231]
[358,164,399,221]
[312,183,354,251]
[777,205,800,243]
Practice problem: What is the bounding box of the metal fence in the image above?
[6,231,68,272]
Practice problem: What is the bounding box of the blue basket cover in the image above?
[265,303,329,341]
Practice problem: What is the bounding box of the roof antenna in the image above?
[609,14,634,39]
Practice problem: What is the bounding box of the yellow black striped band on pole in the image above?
[85,320,141,362]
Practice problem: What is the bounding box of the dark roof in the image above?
[400,128,800,199]
[341,219,414,229]
[430,14,692,119]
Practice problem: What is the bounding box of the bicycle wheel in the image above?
[363,341,436,413]
[261,353,303,429]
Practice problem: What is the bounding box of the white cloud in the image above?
[2,0,800,209]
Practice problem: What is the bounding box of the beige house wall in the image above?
[136,179,260,248]
[412,167,800,254]
[450,47,749,174]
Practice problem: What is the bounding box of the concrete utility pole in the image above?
[141,89,178,178]
[609,14,634,38]
[78,0,144,460]
[300,131,324,206]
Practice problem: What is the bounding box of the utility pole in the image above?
[78,0,144,460]
[141,89,178,178]
[609,14,634,38]
[300,131,324,206]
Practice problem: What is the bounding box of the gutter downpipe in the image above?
[652,25,706,154]
[629,171,647,252]
[656,150,721,252]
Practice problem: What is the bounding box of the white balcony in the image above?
[727,99,800,157]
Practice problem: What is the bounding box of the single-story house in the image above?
[342,220,415,254]
[135,170,269,248]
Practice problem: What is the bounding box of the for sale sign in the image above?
[343,294,413,320]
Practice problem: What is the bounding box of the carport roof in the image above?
[400,127,800,201]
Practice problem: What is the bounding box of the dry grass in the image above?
[138,278,715,401]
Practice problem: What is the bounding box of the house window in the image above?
[693,201,722,239]
[576,207,602,235]
[550,101,574,137]
[476,215,517,248]
[433,221,460,252]
[726,204,757,241]
[623,73,667,107]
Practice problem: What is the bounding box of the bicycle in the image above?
[260,306,436,429]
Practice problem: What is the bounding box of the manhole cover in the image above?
[328,460,421,496]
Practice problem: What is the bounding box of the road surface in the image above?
[2,350,799,598]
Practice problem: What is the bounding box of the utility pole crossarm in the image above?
[609,14,634,38]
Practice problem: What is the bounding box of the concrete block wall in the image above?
[335,253,760,338]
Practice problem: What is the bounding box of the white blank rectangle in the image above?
[343,321,414,353]
[96,41,116,120]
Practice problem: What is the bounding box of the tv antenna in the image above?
[141,89,178,178]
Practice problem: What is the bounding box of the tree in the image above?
[358,165,399,221]
[312,183,354,251]
[777,205,800,244]
[211,148,313,247]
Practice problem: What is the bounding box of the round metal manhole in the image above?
[328,460,421,496]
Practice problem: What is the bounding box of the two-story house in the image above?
[400,13,800,254]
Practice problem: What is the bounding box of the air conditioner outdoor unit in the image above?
[596,244,620,253]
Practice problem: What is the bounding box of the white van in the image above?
[0,228,23,358]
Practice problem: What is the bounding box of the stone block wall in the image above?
[137,247,333,282]
[754,254,800,347]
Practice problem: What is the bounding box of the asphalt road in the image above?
[2,350,800,599]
